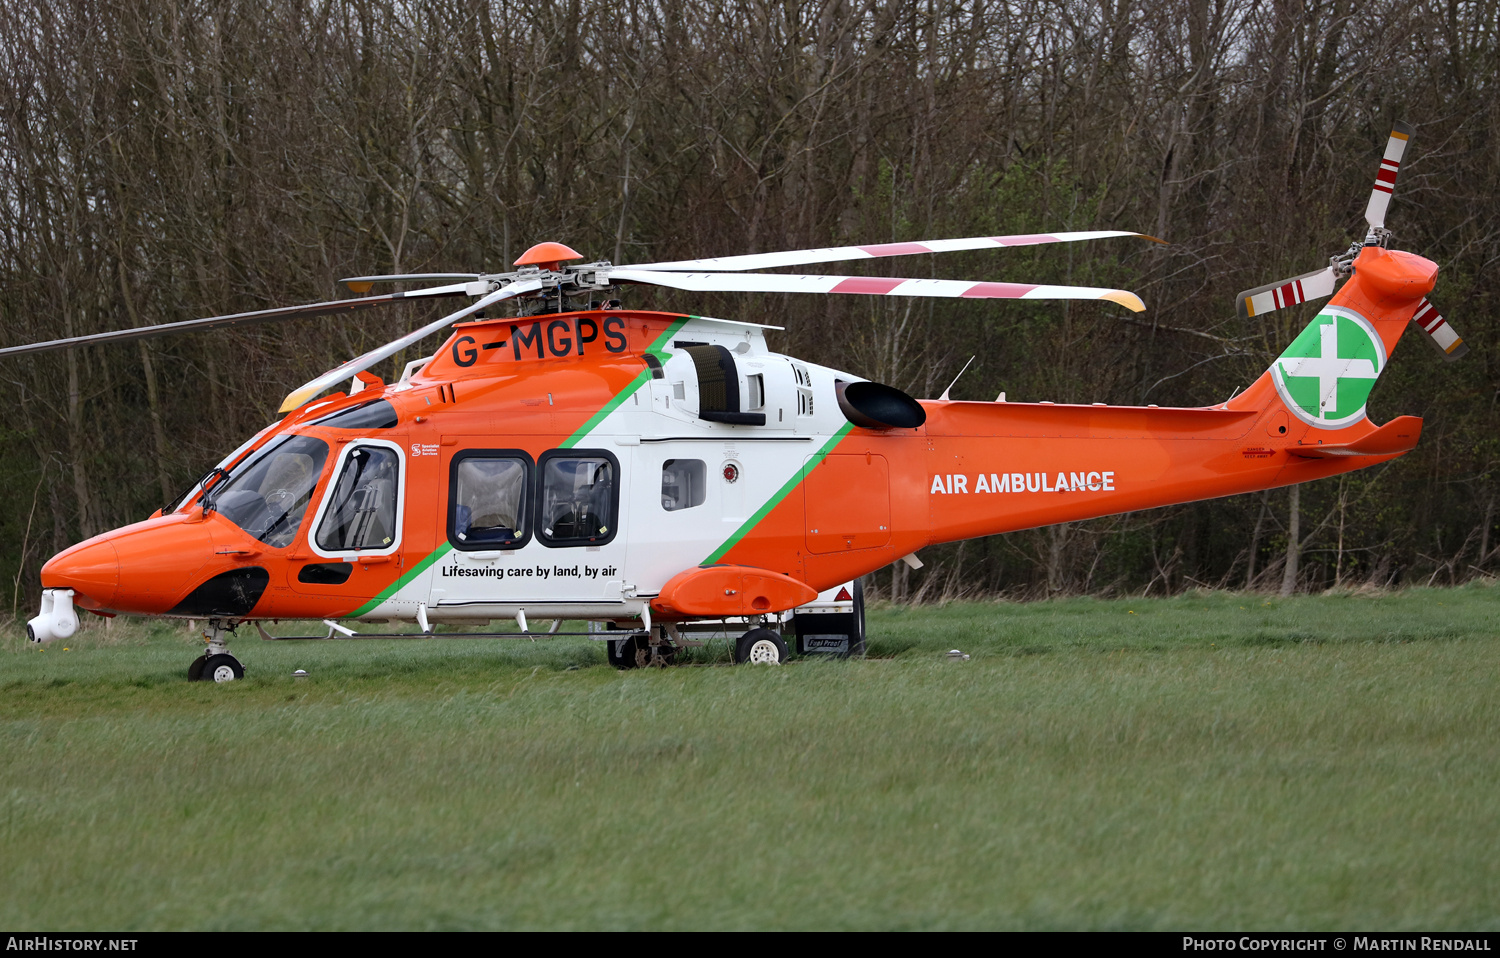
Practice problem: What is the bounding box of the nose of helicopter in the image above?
[40,513,221,614]
[40,537,121,609]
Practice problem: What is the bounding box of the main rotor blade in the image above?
[341,273,483,293]
[1412,298,1468,361]
[1365,121,1413,231]
[1235,267,1339,321]
[625,230,1163,273]
[0,283,471,359]
[277,278,542,413]
[608,268,1145,312]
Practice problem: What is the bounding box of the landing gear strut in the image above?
[607,627,678,669]
[188,620,244,682]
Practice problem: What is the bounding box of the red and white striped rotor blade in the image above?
[624,230,1162,273]
[1365,121,1413,230]
[1411,298,1467,361]
[1235,267,1339,321]
[607,268,1144,312]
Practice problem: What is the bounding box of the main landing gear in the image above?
[735,628,788,664]
[607,629,678,669]
[188,620,245,682]
[607,622,792,667]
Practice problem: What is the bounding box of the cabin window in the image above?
[661,459,706,511]
[449,452,531,549]
[538,451,619,547]
[315,445,401,553]
[211,435,329,548]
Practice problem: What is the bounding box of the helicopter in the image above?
[8,122,1463,679]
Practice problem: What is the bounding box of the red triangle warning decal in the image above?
[835,587,852,602]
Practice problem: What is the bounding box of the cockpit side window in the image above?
[315,445,402,553]
[537,450,619,547]
[211,435,330,548]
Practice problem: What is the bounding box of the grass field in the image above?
[2,585,1498,930]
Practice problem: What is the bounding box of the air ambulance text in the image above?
[930,471,1115,495]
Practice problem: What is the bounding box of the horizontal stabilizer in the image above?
[1288,415,1422,459]
[1412,298,1468,361]
[1236,267,1338,321]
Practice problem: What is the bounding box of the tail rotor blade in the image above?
[1236,267,1339,321]
[624,230,1164,273]
[277,279,543,413]
[1365,121,1414,231]
[1412,298,1468,361]
[607,268,1144,312]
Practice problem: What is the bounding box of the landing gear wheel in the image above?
[849,578,867,658]
[736,628,787,665]
[202,653,244,682]
[607,636,640,670]
[645,642,678,667]
[187,654,208,681]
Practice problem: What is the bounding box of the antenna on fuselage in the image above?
[939,356,976,401]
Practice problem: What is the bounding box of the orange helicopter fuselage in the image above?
[41,246,1436,625]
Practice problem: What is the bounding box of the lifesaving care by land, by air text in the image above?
[1183,940,1492,952]
[6,941,137,951]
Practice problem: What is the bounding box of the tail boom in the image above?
[714,246,1435,590]
[712,399,1419,592]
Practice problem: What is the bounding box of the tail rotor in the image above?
[1232,121,1465,362]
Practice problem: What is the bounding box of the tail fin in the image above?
[1266,305,1386,429]
[1228,246,1436,437]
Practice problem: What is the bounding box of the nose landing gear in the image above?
[188,620,245,682]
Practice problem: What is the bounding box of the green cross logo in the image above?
[1271,307,1384,428]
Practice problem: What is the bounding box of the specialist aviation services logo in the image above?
[1271,306,1385,429]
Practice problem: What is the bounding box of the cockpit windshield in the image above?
[170,419,283,514]
[209,435,329,547]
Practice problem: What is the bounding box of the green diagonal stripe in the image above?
[703,423,854,565]
[354,316,694,616]
[559,316,692,448]
[349,542,453,617]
